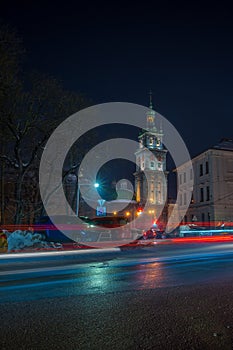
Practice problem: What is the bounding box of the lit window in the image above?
[148,116,153,122]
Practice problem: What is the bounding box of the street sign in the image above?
[96,206,106,216]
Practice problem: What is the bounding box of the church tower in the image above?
[134,93,168,222]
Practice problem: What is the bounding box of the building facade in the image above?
[134,97,168,225]
[176,138,233,224]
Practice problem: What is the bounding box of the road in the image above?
[1,241,233,349]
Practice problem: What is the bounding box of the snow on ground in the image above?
[3,230,62,252]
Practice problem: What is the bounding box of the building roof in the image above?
[191,138,233,160]
[173,138,233,171]
[211,138,233,151]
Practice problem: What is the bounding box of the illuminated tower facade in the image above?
[134,94,168,222]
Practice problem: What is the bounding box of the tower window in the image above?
[150,162,154,168]
[158,163,162,169]
[206,161,209,174]
[148,116,153,123]
[121,181,127,190]
[149,137,153,145]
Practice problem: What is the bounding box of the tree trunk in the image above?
[14,172,24,225]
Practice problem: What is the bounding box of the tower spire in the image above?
[149,90,153,109]
[160,119,163,133]
[146,90,156,130]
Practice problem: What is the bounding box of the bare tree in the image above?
[0,24,93,225]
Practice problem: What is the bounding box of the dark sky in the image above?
[1,0,233,157]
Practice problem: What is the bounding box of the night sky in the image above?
[1,1,233,158]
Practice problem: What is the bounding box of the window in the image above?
[200,188,204,202]
[201,213,205,224]
[183,192,187,205]
[158,163,162,169]
[206,161,209,174]
[179,174,182,184]
[191,194,194,203]
[200,164,203,176]
[183,172,186,183]
[206,186,210,201]
[208,212,211,222]
[121,181,127,190]
[179,194,182,206]
[190,168,193,180]
[150,162,154,168]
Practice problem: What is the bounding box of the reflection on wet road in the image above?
[1,242,233,303]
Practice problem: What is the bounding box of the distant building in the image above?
[175,138,233,224]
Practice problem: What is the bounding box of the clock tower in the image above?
[134,93,168,223]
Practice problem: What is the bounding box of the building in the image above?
[175,138,233,224]
[134,95,168,225]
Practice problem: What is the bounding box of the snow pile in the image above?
[4,230,62,252]
[179,225,191,231]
